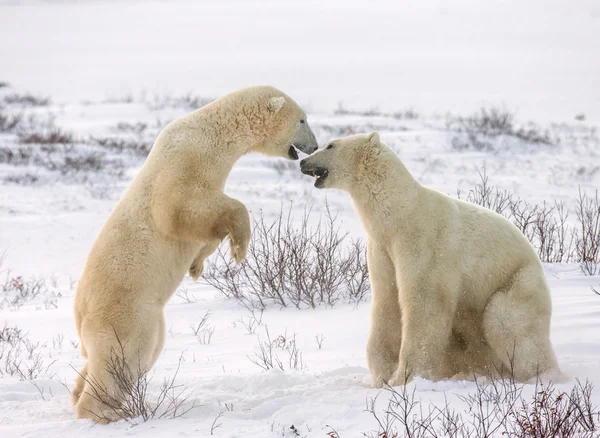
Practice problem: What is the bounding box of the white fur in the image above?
[72,85,316,422]
[301,132,561,386]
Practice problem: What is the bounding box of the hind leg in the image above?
[483,266,560,381]
[72,363,88,406]
[74,311,163,423]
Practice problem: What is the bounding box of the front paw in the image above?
[229,210,250,264]
[230,238,248,264]
[189,262,203,281]
[389,365,414,387]
[371,374,390,389]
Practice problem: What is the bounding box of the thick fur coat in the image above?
[300,132,561,387]
[72,86,317,422]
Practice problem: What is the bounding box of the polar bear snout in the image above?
[291,119,318,156]
[300,158,329,188]
[293,142,318,155]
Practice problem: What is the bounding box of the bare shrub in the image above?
[0,145,34,166]
[175,286,196,303]
[91,136,152,156]
[236,309,263,335]
[508,380,599,437]
[334,102,419,120]
[326,426,342,438]
[0,272,62,311]
[463,106,514,136]
[52,333,64,351]
[76,334,195,424]
[449,106,554,151]
[60,152,109,174]
[210,409,225,435]
[189,310,212,335]
[3,173,40,185]
[2,276,45,310]
[362,378,600,438]
[114,122,148,134]
[147,92,213,111]
[18,128,74,144]
[203,205,370,311]
[248,326,305,372]
[576,189,600,275]
[0,328,56,380]
[0,324,24,346]
[263,159,298,177]
[460,168,512,216]
[0,135,125,178]
[197,326,215,345]
[4,93,50,107]
[535,201,577,264]
[335,102,381,117]
[460,169,578,264]
[510,198,539,243]
[393,108,420,120]
[315,334,325,350]
[0,108,23,132]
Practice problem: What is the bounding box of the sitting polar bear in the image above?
[72,86,318,422]
[300,132,561,386]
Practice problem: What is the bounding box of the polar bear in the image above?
[72,86,318,422]
[300,132,560,386]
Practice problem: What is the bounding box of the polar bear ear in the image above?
[367,131,380,145]
[267,96,286,114]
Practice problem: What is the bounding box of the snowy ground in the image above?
[1,1,600,437]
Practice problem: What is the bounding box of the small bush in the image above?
[449,106,554,151]
[576,189,600,275]
[0,108,23,132]
[18,128,74,144]
[248,326,305,372]
[91,136,152,156]
[459,168,578,264]
[147,92,213,111]
[114,122,148,134]
[76,332,195,424]
[0,325,55,380]
[203,205,370,311]
[4,93,50,107]
[362,378,600,438]
[263,159,299,177]
[3,173,40,185]
[1,272,62,311]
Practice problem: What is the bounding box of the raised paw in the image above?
[230,238,248,264]
[228,207,250,264]
[188,261,203,281]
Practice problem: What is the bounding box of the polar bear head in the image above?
[252,86,318,160]
[300,131,384,190]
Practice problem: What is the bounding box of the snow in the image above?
[1,0,600,436]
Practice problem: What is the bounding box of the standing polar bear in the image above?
[300,132,560,386]
[72,86,318,422]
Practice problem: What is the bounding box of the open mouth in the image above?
[288,145,299,160]
[300,166,329,188]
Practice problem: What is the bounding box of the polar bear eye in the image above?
[327,144,334,150]
[299,119,305,124]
